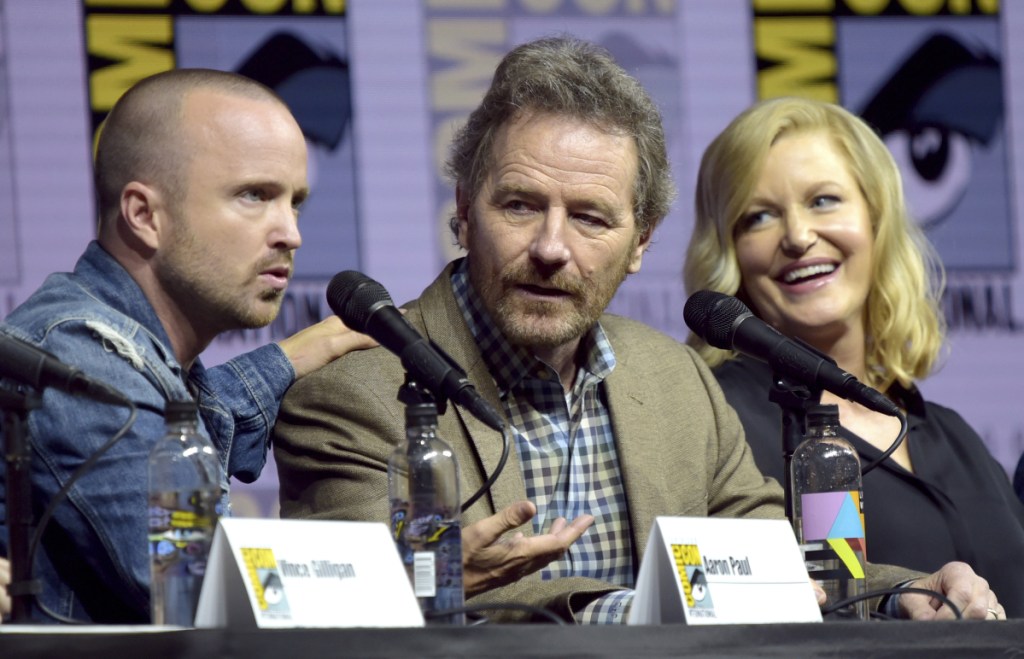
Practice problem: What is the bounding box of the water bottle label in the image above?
[391,508,464,617]
[148,489,219,625]
[148,491,218,573]
[427,520,463,615]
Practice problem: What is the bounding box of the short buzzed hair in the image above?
[94,69,286,228]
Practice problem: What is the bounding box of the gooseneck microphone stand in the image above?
[1,386,41,623]
[768,373,823,524]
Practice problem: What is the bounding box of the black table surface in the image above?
[1,620,1021,658]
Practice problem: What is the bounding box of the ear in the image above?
[454,183,471,250]
[119,181,165,251]
[626,224,654,274]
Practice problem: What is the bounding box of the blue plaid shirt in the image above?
[451,260,634,623]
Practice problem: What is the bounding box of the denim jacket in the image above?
[0,241,294,623]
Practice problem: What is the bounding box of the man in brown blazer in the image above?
[273,36,999,623]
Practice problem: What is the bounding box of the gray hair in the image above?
[445,35,675,240]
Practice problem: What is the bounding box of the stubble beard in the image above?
[470,254,633,351]
[159,222,289,334]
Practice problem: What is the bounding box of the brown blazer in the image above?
[273,262,919,621]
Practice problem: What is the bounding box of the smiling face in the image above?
[734,129,875,347]
[457,112,649,353]
[154,88,309,338]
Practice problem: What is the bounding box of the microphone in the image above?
[683,290,900,417]
[326,271,506,431]
[0,331,128,405]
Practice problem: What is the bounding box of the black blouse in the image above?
[715,355,1024,618]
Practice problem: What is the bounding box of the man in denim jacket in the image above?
[0,69,374,623]
[0,68,593,625]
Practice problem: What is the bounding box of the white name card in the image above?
[194,518,423,629]
[629,516,822,625]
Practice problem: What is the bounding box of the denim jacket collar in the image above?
[75,241,179,370]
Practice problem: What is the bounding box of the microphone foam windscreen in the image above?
[683,290,751,350]
[326,271,393,332]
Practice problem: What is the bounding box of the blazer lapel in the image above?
[603,319,705,568]
[414,264,529,525]
[604,351,659,566]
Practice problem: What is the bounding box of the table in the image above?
[1,620,1021,658]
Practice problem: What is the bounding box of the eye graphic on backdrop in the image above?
[858,32,1003,230]
[235,31,351,191]
[883,125,972,229]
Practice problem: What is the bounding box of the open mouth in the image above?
[260,266,291,289]
[517,283,571,298]
[779,263,837,285]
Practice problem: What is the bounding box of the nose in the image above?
[528,209,572,268]
[780,210,817,255]
[271,202,302,251]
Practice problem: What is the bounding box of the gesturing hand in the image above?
[462,501,594,598]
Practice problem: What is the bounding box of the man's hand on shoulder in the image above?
[900,561,1004,621]
[462,501,594,598]
[277,316,377,380]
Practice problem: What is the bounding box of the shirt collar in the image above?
[886,379,928,423]
[449,257,616,395]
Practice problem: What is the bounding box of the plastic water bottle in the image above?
[791,403,868,620]
[148,399,222,626]
[388,382,465,625]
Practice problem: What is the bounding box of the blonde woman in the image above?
[685,96,1024,618]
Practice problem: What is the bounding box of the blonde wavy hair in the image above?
[684,97,945,392]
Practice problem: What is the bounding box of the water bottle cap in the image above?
[164,398,198,423]
[806,403,840,427]
[405,402,438,426]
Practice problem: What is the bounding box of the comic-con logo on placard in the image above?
[672,543,716,618]
[240,547,292,619]
[752,1,1017,332]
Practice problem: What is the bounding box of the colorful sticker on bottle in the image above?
[800,491,864,541]
[800,491,866,579]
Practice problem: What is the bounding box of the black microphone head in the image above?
[683,290,753,350]
[326,270,394,332]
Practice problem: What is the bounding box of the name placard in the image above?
[194,518,423,628]
[629,516,821,625]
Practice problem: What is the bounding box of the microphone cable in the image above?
[26,397,138,624]
[859,410,908,477]
[823,585,962,621]
[460,421,511,514]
